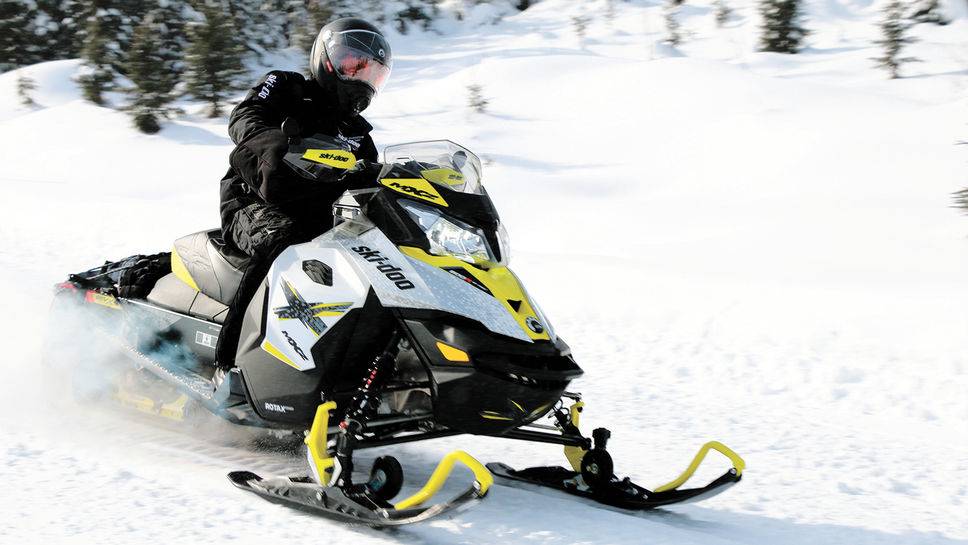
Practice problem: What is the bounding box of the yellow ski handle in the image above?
[653,441,746,493]
[394,450,493,510]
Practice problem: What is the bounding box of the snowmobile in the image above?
[50,122,745,526]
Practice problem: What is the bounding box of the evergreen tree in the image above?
[605,0,616,26]
[33,0,85,63]
[291,0,334,56]
[395,0,439,34]
[872,0,920,78]
[185,2,247,117]
[152,0,192,80]
[125,12,178,133]
[759,0,808,53]
[909,0,949,25]
[955,187,968,213]
[74,0,143,74]
[0,0,38,70]
[467,83,488,114]
[572,14,589,47]
[17,75,37,106]
[78,16,115,104]
[228,0,289,58]
[664,0,682,46]
[715,0,733,26]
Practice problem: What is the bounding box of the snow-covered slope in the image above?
[2,0,967,543]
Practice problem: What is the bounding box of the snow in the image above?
[2,0,967,543]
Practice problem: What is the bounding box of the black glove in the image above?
[229,128,293,203]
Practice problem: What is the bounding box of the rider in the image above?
[215,18,393,371]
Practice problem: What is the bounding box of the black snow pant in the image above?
[214,203,325,369]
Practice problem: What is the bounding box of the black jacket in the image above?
[219,71,379,236]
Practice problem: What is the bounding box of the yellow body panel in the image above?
[398,246,550,341]
[435,341,470,362]
[302,149,356,169]
[170,246,200,291]
[380,178,449,207]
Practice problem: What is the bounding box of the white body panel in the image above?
[262,218,549,370]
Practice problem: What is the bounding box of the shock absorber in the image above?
[345,348,396,422]
[333,334,399,488]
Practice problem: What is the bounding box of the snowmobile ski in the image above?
[228,448,493,526]
[488,439,744,512]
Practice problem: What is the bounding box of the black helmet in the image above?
[309,18,392,116]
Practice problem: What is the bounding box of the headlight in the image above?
[497,222,511,264]
[399,200,501,266]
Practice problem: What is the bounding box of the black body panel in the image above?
[359,164,505,261]
[398,311,582,435]
[236,284,396,425]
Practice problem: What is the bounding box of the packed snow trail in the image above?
[2,0,968,543]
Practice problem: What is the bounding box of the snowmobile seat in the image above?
[147,273,230,323]
[171,230,250,306]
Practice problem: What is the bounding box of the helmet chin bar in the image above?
[337,81,374,116]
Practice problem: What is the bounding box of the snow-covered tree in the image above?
[151,0,192,80]
[572,14,589,47]
[228,0,290,59]
[955,187,968,213]
[32,0,84,63]
[664,0,682,46]
[605,0,616,26]
[394,0,440,34]
[467,83,488,114]
[909,0,949,25]
[715,0,733,26]
[125,13,179,133]
[872,0,921,78]
[290,0,335,56]
[78,16,115,104]
[0,0,39,70]
[17,75,37,106]
[759,0,808,53]
[185,1,247,117]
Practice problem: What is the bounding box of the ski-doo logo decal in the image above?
[351,246,416,290]
[380,178,449,207]
[525,317,544,334]
[302,149,356,169]
[335,132,363,151]
[282,330,309,361]
[258,74,277,100]
[273,279,352,337]
[420,168,465,187]
[195,331,217,349]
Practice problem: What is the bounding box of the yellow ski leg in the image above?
[305,401,338,485]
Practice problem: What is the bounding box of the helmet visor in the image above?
[325,30,392,93]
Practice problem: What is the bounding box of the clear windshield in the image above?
[382,140,484,194]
